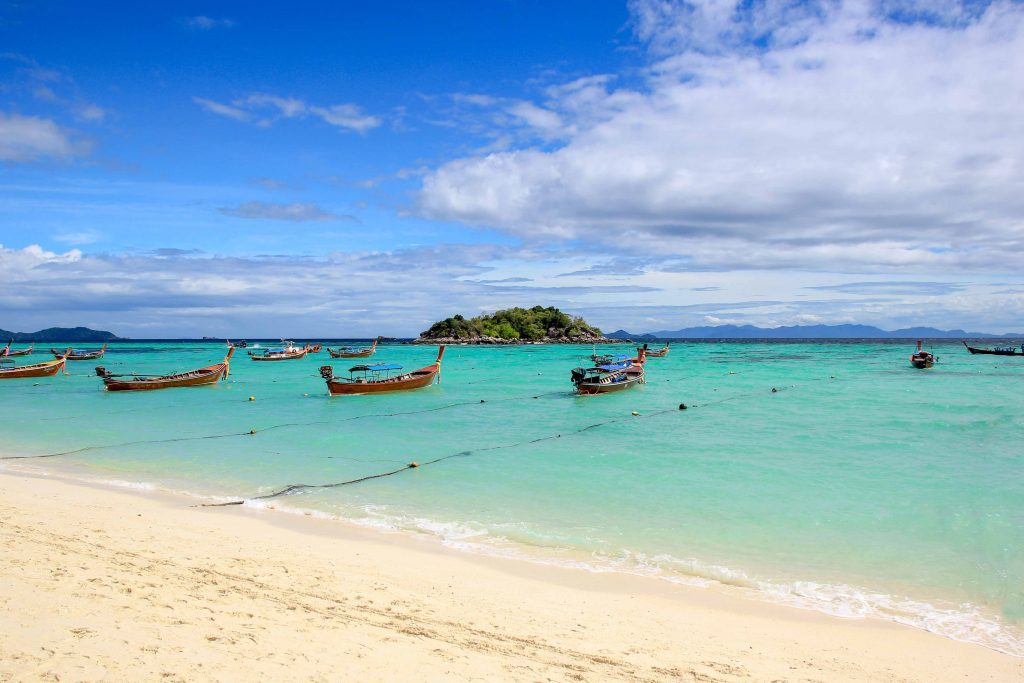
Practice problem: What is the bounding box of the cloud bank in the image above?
[418,0,1024,273]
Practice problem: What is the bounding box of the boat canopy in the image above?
[350,363,402,372]
[596,361,630,371]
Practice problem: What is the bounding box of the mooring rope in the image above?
[0,390,568,461]
[204,405,685,506]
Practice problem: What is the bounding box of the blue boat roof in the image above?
[596,361,630,371]
[350,363,402,372]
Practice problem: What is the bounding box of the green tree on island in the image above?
[420,306,602,341]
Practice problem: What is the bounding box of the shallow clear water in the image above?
[1,340,1021,654]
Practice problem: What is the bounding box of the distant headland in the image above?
[606,323,1023,340]
[0,327,126,342]
[417,306,623,344]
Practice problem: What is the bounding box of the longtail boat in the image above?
[51,343,107,361]
[307,343,323,353]
[645,342,670,358]
[327,339,378,359]
[962,341,1024,356]
[249,341,308,361]
[227,340,248,348]
[320,346,444,395]
[4,341,35,357]
[0,354,68,379]
[572,347,646,395]
[97,348,234,391]
[910,341,936,369]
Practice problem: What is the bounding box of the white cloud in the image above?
[74,103,107,122]
[185,16,235,30]
[218,201,355,222]
[193,93,381,133]
[418,1,1024,273]
[309,103,381,133]
[0,111,82,162]
[192,96,250,122]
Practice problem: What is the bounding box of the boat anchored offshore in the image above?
[2,340,34,357]
[249,341,308,361]
[96,348,234,391]
[572,347,647,395]
[962,341,1024,356]
[644,342,670,358]
[52,344,107,361]
[320,346,444,395]
[0,353,68,379]
[910,341,936,369]
[327,339,378,358]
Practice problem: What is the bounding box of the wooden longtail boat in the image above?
[327,339,378,359]
[962,341,1024,356]
[910,341,936,369]
[249,341,308,361]
[572,347,647,395]
[321,346,444,395]
[98,348,234,391]
[645,342,670,358]
[51,343,107,361]
[307,344,323,353]
[4,341,35,357]
[0,354,67,379]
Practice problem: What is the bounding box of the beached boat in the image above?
[327,339,378,359]
[51,344,107,360]
[0,354,67,379]
[910,341,936,369]
[2,340,34,357]
[962,341,1024,356]
[572,347,647,395]
[97,348,234,391]
[320,346,444,395]
[249,341,308,361]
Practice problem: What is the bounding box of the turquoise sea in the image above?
[1,340,1021,655]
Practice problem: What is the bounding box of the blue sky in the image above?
[2,1,1023,337]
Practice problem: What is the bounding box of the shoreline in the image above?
[1,469,1020,681]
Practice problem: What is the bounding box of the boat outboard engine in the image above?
[570,367,586,385]
[94,365,109,377]
[319,365,334,380]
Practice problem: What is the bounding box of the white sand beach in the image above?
[0,471,1019,682]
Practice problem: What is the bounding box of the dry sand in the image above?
[0,470,1020,682]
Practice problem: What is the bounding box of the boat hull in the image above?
[327,340,377,358]
[250,350,308,361]
[574,375,643,394]
[963,342,1023,356]
[326,367,438,395]
[0,357,66,379]
[52,344,106,360]
[103,365,228,391]
[4,343,34,357]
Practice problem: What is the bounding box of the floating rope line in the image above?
[205,405,684,506]
[0,390,568,461]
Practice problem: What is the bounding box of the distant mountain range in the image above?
[0,327,126,342]
[606,324,1023,339]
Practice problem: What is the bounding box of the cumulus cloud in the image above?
[194,93,381,133]
[417,0,1024,273]
[0,111,83,162]
[218,201,355,222]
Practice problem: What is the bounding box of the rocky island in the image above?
[417,306,624,345]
